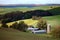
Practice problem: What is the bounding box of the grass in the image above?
[0,28,59,40]
[43,15,60,27]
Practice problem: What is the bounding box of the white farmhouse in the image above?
[27,24,51,34]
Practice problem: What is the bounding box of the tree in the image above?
[10,21,28,32]
[32,16,37,20]
[17,21,28,32]
[37,18,47,30]
[1,22,8,28]
[11,22,18,29]
[32,16,41,20]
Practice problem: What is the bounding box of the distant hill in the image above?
[0,4,37,8]
[47,4,60,6]
[0,4,60,8]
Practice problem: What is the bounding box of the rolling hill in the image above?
[0,5,60,14]
[0,4,60,40]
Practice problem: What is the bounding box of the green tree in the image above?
[17,21,28,32]
[37,18,47,30]
[11,22,18,29]
[1,22,8,28]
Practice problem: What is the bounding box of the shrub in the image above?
[10,21,28,32]
[1,23,8,28]
[51,26,60,38]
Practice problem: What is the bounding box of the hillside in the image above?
[0,28,59,40]
[43,15,60,27]
[0,15,60,40]
[0,28,41,40]
[48,7,60,15]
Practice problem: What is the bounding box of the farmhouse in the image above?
[27,24,51,34]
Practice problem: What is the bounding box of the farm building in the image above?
[27,24,51,34]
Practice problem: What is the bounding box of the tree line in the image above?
[0,10,53,23]
[1,17,47,32]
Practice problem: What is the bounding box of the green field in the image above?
[43,15,60,27]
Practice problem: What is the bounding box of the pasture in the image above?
[43,15,60,27]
